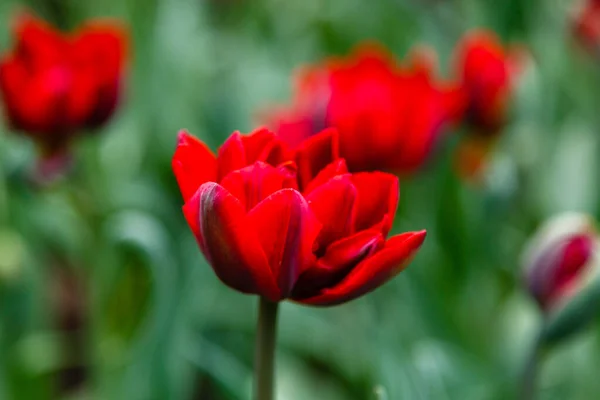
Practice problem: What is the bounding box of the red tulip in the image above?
[264,43,463,175]
[0,13,127,156]
[173,128,426,305]
[523,213,598,311]
[522,213,600,342]
[574,0,600,57]
[452,30,524,180]
[454,30,521,134]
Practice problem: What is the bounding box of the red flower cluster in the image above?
[265,44,464,175]
[574,0,600,57]
[0,13,127,156]
[173,128,426,306]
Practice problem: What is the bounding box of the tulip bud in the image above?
[522,212,600,343]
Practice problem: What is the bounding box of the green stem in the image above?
[254,297,279,400]
[519,331,545,400]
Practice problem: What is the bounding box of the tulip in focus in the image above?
[172,127,426,305]
[522,212,600,342]
[453,30,523,179]
[265,43,464,175]
[0,13,127,175]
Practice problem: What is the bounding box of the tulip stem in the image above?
[254,297,279,400]
[519,332,545,400]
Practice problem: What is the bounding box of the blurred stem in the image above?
[519,331,545,400]
[253,298,279,400]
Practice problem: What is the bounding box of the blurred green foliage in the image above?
[1,0,600,399]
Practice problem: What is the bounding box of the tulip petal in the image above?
[294,128,340,190]
[218,129,287,179]
[292,229,384,299]
[197,182,280,301]
[298,230,426,306]
[247,189,321,298]
[172,130,218,201]
[307,174,357,248]
[244,127,288,166]
[303,158,349,195]
[351,172,399,236]
[220,161,298,211]
[217,131,247,179]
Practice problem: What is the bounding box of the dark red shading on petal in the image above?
[182,188,205,254]
[351,172,399,235]
[292,229,384,299]
[294,128,340,190]
[298,230,426,306]
[172,130,218,201]
[247,189,321,298]
[197,182,280,301]
[220,162,298,211]
[307,174,357,249]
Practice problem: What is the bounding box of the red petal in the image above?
[72,22,127,80]
[306,174,357,248]
[291,229,384,299]
[172,130,218,201]
[351,172,399,236]
[66,70,98,127]
[220,161,298,211]
[197,182,280,301]
[242,127,288,166]
[13,69,68,136]
[303,158,349,195]
[217,131,247,180]
[217,129,288,180]
[298,230,426,306]
[247,189,321,298]
[14,13,66,70]
[294,128,340,190]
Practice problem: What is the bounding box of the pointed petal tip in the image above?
[402,229,427,250]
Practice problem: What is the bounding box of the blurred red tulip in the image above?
[523,213,598,311]
[0,13,127,157]
[574,0,600,57]
[172,128,426,305]
[454,30,520,134]
[522,213,600,342]
[453,30,523,179]
[265,43,463,175]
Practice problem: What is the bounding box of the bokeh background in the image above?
[1,0,600,399]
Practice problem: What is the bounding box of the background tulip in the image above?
[265,44,463,175]
[0,13,127,158]
[452,30,525,179]
[574,0,600,58]
[522,213,600,342]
